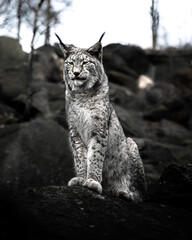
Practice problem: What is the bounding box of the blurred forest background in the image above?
[0,1,192,239]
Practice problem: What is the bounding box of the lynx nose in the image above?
[73,67,81,77]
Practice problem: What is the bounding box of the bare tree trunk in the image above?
[45,0,51,45]
[150,0,159,50]
[24,0,45,120]
[30,0,45,52]
[17,0,22,40]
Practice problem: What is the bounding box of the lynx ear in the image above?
[87,32,105,61]
[55,33,74,58]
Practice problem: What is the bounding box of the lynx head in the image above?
[56,33,105,92]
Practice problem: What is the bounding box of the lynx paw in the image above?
[68,177,85,187]
[118,190,142,203]
[83,178,102,194]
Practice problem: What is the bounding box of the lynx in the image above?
[56,33,147,202]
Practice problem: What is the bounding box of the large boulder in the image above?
[146,48,192,82]
[103,43,149,75]
[103,44,149,91]
[45,81,65,115]
[0,64,29,106]
[0,119,73,192]
[107,70,138,91]
[145,119,192,145]
[149,164,192,209]
[34,44,63,83]
[109,82,135,109]
[0,36,28,69]
[0,101,21,125]
[172,67,192,128]
[160,164,192,189]
[1,185,191,240]
[0,38,65,118]
[113,104,147,137]
[0,37,29,117]
[29,45,64,117]
[134,138,192,184]
[130,82,189,125]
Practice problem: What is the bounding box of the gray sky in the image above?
[1,0,192,52]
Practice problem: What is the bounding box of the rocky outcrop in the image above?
[0,119,73,192]
[1,182,192,240]
[0,36,28,69]
[0,36,192,240]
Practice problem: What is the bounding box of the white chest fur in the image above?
[68,103,93,145]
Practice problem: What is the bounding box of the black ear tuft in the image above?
[99,32,105,42]
[55,33,76,59]
[87,32,105,61]
[55,33,67,54]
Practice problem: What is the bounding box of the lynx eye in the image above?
[82,60,88,65]
[66,61,73,65]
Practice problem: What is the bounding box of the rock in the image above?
[188,114,192,130]
[0,38,28,116]
[128,83,166,111]
[103,44,135,74]
[146,48,192,83]
[134,138,192,184]
[103,44,150,91]
[172,67,192,123]
[173,67,192,92]
[160,163,192,188]
[0,40,65,118]
[149,164,192,209]
[144,104,170,122]
[0,64,29,107]
[29,45,64,117]
[134,138,176,183]
[109,82,134,109]
[34,44,63,83]
[137,74,154,89]
[0,39,192,240]
[113,104,146,137]
[173,67,192,112]
[132,83,189,124]
[0,101,21,125]
[107,70,138,91]
[0,36,28,69]
[1,185,191,240]
[104,43,149,75]
[146,119,192,145]
[0,119,73,192]
[45,81,65,115]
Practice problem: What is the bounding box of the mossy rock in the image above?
[0,36,28,69]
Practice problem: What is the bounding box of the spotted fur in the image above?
[56,33,147,202]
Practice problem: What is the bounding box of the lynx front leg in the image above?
[83,131,108,194]
[68,129,87,187]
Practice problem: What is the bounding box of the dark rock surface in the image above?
[0,119,73,192]
[150,164,192,209]
[0,36,192,239]
[0,36,28,69]
[0,184,192,240]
